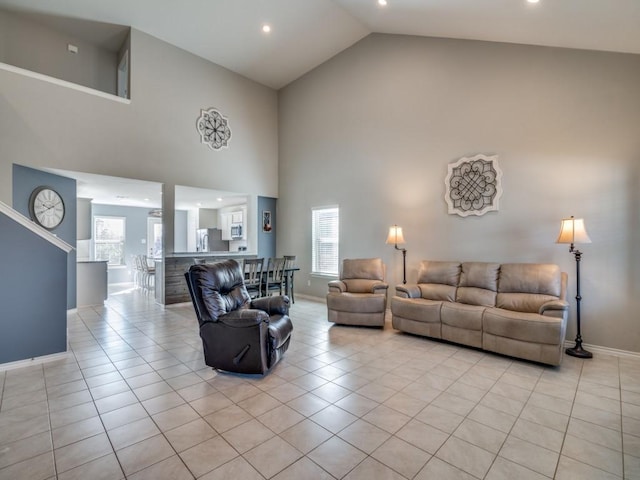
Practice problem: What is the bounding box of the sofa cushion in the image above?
[441,302,485,331]
[417,261,460,301]
[497,293,562,314]
[390,297,442,324]
[419,284,457,302]
[460,262,500,290]
[498,263,561,296]
[456,286,497,307]
[483,308,564,345]
[497,263,562,313]
[456,262,499,306]
[417,261,461,286]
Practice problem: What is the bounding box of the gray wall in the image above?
[257,196,277,259]
[0,28,279,258]
[278,34,640,353]
[12,164,77,309]
[0,9,120,94]
[91,204,154,284]
[0,211,68,363]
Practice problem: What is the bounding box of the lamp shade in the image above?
[556,216,592,245]
[386,225,405,245]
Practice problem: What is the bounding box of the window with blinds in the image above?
[312,206,339,275]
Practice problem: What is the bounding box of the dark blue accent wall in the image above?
[12,164,77,309]
[0,214,68,363]
[258,196,276,259]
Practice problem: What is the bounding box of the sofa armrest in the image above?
[328,280,347,293]
[219,309,269,328]
[539,300,569,316]
[251,295,290,315]
[395,284,421,298]
[372,282,389,295]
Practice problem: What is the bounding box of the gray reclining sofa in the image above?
[391,261,569,365]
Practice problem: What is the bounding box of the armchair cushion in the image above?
[342,258,384,280]
[343,278,388,294]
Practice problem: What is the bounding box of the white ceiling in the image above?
[1,0,639,90]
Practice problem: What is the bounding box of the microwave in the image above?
[231,224,243,238]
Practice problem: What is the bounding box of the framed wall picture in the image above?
[262,210,272,232]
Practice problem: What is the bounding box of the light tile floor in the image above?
[1,285,639,479]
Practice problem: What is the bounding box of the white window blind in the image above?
[312,206,339,275]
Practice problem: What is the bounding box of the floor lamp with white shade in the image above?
[556,216,592,359]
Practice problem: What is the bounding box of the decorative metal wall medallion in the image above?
[445,154,503,217]
[197,108,231,150]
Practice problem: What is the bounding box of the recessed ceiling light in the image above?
[527,0,540,3]
[262,24,271,33]
[217,197,223,202]
[378,0,388,6]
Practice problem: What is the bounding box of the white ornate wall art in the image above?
[196,108,232,150]
[444,154,503,217]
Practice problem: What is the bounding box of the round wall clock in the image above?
[29,186,65,230]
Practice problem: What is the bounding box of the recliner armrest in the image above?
[395,284,421,298]
[328,280,347,293]
[268,314,293,349]
[539,300,569,315]
[372,282,389,295]
[219,309,269,327]
[251,296,290,315]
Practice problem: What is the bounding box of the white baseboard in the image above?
[563,340,640,359]
[0,351,70,372]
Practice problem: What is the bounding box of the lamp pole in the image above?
[565,245,592,358]
[395,244,407,284]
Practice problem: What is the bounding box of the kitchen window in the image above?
[94,216,126,265]
[312,206,339,276]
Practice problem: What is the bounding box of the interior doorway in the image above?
[147,217,163,258]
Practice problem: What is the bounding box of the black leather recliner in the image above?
[184,259,293,374]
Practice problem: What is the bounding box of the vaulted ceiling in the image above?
[1,0,639,89]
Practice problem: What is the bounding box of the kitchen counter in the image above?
[77,260,108,306]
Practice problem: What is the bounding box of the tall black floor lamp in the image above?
[386,225,407,284]
[556,216,592,359]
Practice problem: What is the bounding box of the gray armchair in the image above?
[326,258,389,327]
